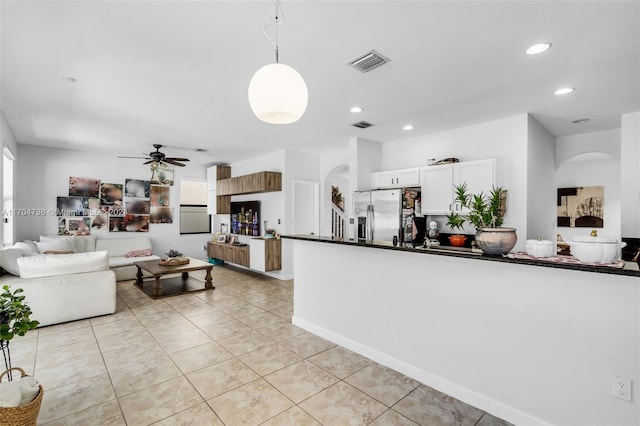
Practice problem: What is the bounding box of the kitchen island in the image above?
[283,235,639,426]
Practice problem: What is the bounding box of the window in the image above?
[179,179,211,234]
[3,147,15,246]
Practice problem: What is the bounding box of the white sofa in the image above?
[39,235,160,281]
[0,235,160,327]
[0,251,116,327]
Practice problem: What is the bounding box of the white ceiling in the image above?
[1,0,638,166]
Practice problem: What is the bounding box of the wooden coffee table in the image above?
[134,258,214,299]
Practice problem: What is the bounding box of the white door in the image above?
[292,180,320,235]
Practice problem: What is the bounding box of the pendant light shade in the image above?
[248,63,308,124]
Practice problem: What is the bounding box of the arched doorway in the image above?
[323,164,349,239]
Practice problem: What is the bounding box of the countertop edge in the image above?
[281,235,640,278]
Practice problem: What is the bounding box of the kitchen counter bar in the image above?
[285,235,640,425]
[282,234,640,277]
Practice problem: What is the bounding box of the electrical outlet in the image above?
[277,218,281,224]
[202,244,206,251]
[612,376,632,402]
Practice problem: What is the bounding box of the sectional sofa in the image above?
[0,235,160,326]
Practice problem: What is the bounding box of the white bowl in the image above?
[525,239,555,258]
[569,236,626,263]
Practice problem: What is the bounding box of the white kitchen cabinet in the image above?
[420,159,495,215]
[371,168,420,189]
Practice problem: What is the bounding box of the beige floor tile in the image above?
[370,409,420,425]
[91,317,146,338]
[37,374,116,424]
[36,339,101,369]
[170,341,233,374]
[185,309,233,328]
[146,319,201,340]
[217,329,273,356]
[89,309,136,327]
[237,311,286,329]
[261,406,321,425]
[345,363,420,406]
[6,337,38,359]
[207,378,293,426]
[42,398,125,426]
[200,318,253,341]
[280,332,336,357]
[393,385,484,426]
[102,340,166,371]
[195,289,235,303]
[95,328,156,353]
[309,346,373,379]
[265,360,339,403]
[255,320,306,341]
[119,376,203,426]
[476,412,515,426]
[155,329,213,354]
[110,355,182,397]
[237,343,302,376]
[37,319,91,337]
[299,381,387,426]
[154,402,224,426]
[35,353,107,390]
[211,296,247,310]
[219,303,266,318]
[186,357,259,400]
[270,306,293,320]
[37,326,95,350]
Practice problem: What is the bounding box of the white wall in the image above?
[526,115,557,241]
[556,129,621,241]
[319,149,349,238]
[15,144,211,259]
[1,113,18,246]
[349,137,381,192]
[621,111,640,238]
[292,240,640,426]
[380,114,529,249]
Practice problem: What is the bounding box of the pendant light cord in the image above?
[263,0,283,63]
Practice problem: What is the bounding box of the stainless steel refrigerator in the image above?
[353,189,403,245]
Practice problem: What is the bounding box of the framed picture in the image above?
[229,235,236,244]
[220,223,228,234]
[217,234,227,243]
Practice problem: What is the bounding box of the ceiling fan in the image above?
[118,144,190,167]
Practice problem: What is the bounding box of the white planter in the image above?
[569,235,626,263]
[525,239,555,258]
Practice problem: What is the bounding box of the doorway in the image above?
[292,180,319,235]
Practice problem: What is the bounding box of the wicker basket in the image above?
[159,258,190,266]
[0,368,44,426]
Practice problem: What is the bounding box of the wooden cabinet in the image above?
[371,168,420,189]
[249,238,282,272]
[420,159,495,215]
[217,171,282,196]
[207,242,250,268]
[206,165,231,214]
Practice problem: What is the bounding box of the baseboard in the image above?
[292,316,551,426]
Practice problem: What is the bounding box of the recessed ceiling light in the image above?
[350,106,363,113]
[572,118,590,124]
[526,42,552,55]
[402,124,414,131]
[193,147,207,152]
[61,76,77,83]
[554,87,575,95]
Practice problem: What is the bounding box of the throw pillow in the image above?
[35,239,75,254]
[13,241,38,253]
[124,248,153,258]
[0,248,24,276]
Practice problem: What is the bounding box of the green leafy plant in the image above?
[165,249,183,258]
[446,183,507,230]
[1,285,39,380]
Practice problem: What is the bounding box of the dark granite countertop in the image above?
[282,235,640,278]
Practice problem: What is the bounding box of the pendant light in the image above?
[248,0,308,124]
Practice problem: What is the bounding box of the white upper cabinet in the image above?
[371,168,420,189]
[421,159,495,215]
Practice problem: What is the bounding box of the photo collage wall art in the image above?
[57,176,173,235]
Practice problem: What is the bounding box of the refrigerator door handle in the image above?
[369,205,375,241]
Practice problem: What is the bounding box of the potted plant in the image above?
[0,285,43,425]
[445,210,467,247]
[446,183,517,254]
[1,285,40,379]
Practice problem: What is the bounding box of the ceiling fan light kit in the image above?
[248,0,308,124]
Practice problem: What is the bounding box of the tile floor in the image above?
[9,266,513,425]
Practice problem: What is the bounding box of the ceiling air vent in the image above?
[352,121,374,129]
[347,49,390,73]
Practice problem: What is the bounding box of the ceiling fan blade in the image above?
[165,157,190,162]
[164,159,186,167]
[118,156,149,159]
[143,160,156,165]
